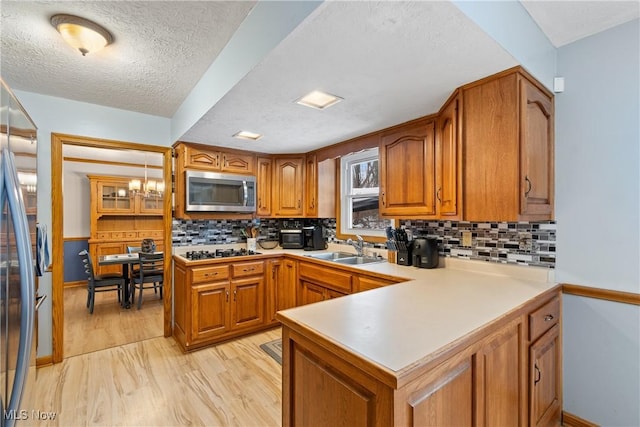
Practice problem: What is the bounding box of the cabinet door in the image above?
[191,282,229,341]
[299,280,325,306]
[520,78,554,219]
[403,357,473,427]
[92,242,125,276]
[273,157,304,216]
[305,154,318,217]
[184,146,220,169]
[96,181,134,213]
[230,276,265,330]
[138,194,163,215]
[530,324,561,427]
[266,259,282,323]
[380,120,436,217]
[279,259,298,311]
[221,151,256,174]
[436,94,461,219]
[326,289,347,300]
[256,157,272,216]
[475,319,526,427]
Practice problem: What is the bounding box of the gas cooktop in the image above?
[183,249,261,261]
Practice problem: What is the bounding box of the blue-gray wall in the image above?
[63,240,89,283]
[556,19,640,426]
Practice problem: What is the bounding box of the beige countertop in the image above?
[174,242,557,375]
[276,244,557,375]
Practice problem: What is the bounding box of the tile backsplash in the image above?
[397,220,556,268]
[172,218,555,269]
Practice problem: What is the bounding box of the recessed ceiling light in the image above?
[233,131,262,141]
[295,90,343,110]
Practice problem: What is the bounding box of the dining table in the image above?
[98,252,163,309]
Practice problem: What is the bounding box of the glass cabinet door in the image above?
[97,182,134,213]
[139,194,163,214]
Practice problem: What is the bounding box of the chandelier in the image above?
[129,157,164,197]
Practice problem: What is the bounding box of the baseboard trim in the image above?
[36,355,53,368]
[562,283,640,306]
[562,411,599,427]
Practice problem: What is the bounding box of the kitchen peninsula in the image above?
[275,257,561,427]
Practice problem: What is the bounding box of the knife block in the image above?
[396,247,412,266]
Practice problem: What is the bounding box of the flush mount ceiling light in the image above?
[295,90,343,110]
[50,14,114,56]
[233,131,263,141]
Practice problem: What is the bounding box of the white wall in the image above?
[11,90,171,357]
[556,19,640,426]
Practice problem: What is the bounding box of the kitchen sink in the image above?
[305,251,357,260]
[333,256,385,265]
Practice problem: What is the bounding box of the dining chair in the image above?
[79,250,125,314]
[127,245,159,294]
[131,252,164,309]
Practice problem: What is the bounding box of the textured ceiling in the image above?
[180,1,518,153]
[0,1,256,117]
[521,0,639,47]
[1,1,638,155]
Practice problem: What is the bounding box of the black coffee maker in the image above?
[412,238,439,269]
[303,226,327,251]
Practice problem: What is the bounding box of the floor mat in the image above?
[259,338,282,365]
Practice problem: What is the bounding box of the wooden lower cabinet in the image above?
[173,258,269,351]
[281,291,561,427]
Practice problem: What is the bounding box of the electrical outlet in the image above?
[462,231,472,247]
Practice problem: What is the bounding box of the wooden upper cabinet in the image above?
[273,156,304,216]
[256,156,272,217]
[462,69,554,222]
[520,78,554,219]
[304,154,318,217]
[379,119,436,217]
[182,144,255,175]
[436,93,462,220]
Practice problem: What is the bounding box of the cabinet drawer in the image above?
[111,231,125,239]
[96,232,110,239]
[299,262,352,293]
[191,265,229,284]
[124,231,138,239]
[529,296,560,341]
[231,261,264,278]
[147,230,164,239]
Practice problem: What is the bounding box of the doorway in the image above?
[51,133,172,363]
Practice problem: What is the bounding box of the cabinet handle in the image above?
[544,314,554,321]
[311,198,315,209]
[381,192,386,207]
[204,272,218,277]
[233,289,237,301]
[258,197,262,209]
[298,199,301,209]
[534,364,541,385]
[525,176,532,197]
[225,290,229,302]
[242,267,255,272]
[436,187,442,203]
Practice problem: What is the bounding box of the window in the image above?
[340,148,393,238]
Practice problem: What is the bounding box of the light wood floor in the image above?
[64,285,163,357]
[27,328,282,426]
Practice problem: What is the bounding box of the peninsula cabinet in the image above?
[173,258,268,351]
[297,261,352,305]
[379,119,437,218]
[272,156,305,217]
[462,68,554,221]
[278,288,562,427]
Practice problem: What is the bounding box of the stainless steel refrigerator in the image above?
[0,79,38,427]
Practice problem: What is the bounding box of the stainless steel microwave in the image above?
[185,171,256,212]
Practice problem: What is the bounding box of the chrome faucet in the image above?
[347,235,365,257]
